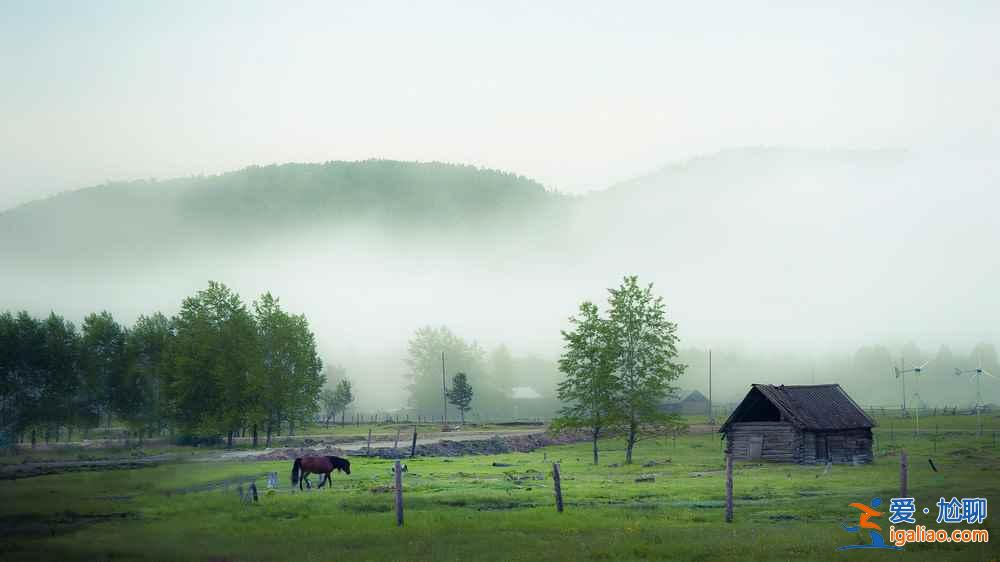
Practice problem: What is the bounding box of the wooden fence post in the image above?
[367,428,373,456]
[725,452,734,523]
[552,462,564,513]
[394,428,401,450]
[410,427,418,458]
[900,450,908,498]
[394,460,404,527]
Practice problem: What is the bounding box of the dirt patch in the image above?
[364,431,588,459]
[0,455,170,480]
[251,446,347,461]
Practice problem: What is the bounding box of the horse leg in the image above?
[325,471,332,488]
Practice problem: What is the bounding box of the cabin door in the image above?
[815,435,828,461]
[748,435,763,459]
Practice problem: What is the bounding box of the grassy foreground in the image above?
[1,414,997,562]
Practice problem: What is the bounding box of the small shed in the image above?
[660,390,710,416]
[719,384,876,464]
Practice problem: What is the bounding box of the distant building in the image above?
[660,390,709,416]
[510,386,542,400]
[719,384,875,464]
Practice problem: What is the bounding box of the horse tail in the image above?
[291,458,302,485]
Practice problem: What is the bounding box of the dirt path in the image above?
[211,428,548,461]
[0,454,173,480]
[0,428,550,477]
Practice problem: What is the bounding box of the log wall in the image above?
[726,424,873,464]
[726,422,799,463]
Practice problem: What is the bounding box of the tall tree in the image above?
[321,378,354,427]
[606,276,685,464]
[81,311,127,433]
[43,313,81,442]
[552,301,618,465]
[168,282,257,445]
[6,312,47,446]
[332,378,354,423]
[124,313,172,440]
[446,372,474,424]
[252,292,323,446]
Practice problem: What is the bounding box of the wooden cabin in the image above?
[660,390,710,416]
[719,384,876,464]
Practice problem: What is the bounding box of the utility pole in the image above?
[708,349,713,424]
[900,356,907,412]
[441,351,448,423]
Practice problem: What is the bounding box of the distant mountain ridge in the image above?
[1,159,568,265]
[3,146,997,356]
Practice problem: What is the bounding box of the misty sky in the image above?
[2,1,998,211]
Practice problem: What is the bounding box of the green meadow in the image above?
[2,414,997,562]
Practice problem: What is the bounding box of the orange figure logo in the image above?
[848,501,883,531]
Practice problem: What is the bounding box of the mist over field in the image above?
[3,148,998,409]
[3,1,999,415]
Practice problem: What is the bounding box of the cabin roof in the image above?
[683,389,708,402]
[719,384,876,433]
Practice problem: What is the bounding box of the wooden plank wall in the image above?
[726,422,799,463]
[808,428,873,464]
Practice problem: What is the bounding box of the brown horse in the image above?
[291,456,351,490]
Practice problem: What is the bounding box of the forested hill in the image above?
[0,160,568,265]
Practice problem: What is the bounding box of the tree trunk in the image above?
[592,427,600,465]
[266,422,273,448]
[227,431,234,448]
[625,419,637,464]
[252,423,259,448]
[31,428,37,449]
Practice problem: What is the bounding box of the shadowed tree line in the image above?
[0,281,324,449]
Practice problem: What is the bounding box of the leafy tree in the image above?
[0,312,17,444]
[446,372,474,424]
[252,292,323,446]
[124,313,172,440]
[552,301,618,465]
[607,276,684,464]
[321,378,354,427]
[168,282,258,446]
[42,313,81,442]
[3,312,47,446]
[81,311,127,433]
[332,378,353,423]
[320,388,338,427]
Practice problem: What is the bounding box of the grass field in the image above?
[1,414,997,561]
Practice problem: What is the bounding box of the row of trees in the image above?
[0,281,326,448]
[554,276,686,465]
[404,327,533,420]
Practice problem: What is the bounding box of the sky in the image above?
[1,0,998,211]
